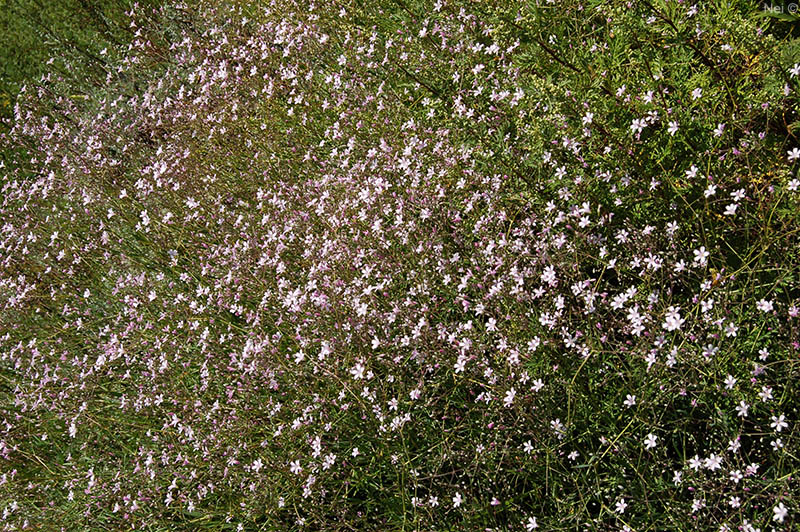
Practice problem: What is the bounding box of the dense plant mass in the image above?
[0,0,160,122]
[1,0,799,530]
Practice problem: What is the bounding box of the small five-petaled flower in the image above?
[773,502,788,523]
[452,492,463,508]
[615,498,627,514]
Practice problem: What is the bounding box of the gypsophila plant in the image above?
[1,0,798,530]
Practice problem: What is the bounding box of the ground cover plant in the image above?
[0,0,161,122]
[1,0,799,530]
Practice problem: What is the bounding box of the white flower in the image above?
[290,460,302,475]
[541,265,557,286]
[788,148,800,162]
[550,418,565,439]
[662,305,685,332]
[350,362,365,380]
[503,387,516,407]
[735,400,749,418]
[615,498,627,514]
[631,118,646,135]
[755,382,771,400]
[704,453,722,471]
[702,344,718,358]
[623,394,636,408]
[568,451,579,461]
[666,221,679,235]
[693,246,709,266]
[452,492,463,508]
[526,516,539,530]
[756,299,773,313]
[692,87,703,100]
[771,414,788,432]
[668,121,679,135]
[523,440,534,454]
[773,502,788,523]
[644,433,658,449]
